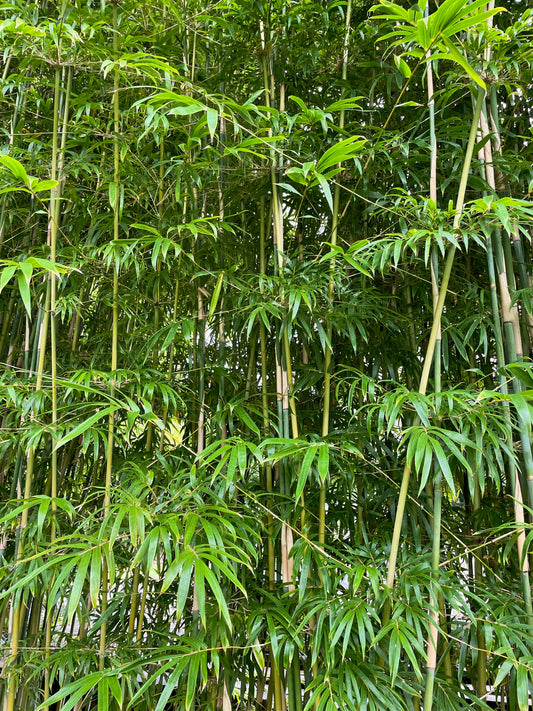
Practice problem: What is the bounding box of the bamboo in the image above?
[423,50,443,711]
[319,0,352,547]
[384,86,486,615]
[44,57,70,705]
[99,5,120,673]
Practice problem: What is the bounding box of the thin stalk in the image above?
[99,5,120,671]
[259,197,275,589]
[481,153,533,625]
[423,53,445,711]
[260,20,287,710]
[44,58,70,704]
[5,7,68,708]
[383,85,486,618]
[482,94,533,514]
[319,0,352,547]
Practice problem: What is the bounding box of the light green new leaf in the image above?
[97,679,108,711]
[316,136,365,174]
[206,108,218,139]
[296,445,319,500]
[90,547,102,608]
[0,264,16,292]
[315,172,334,214]
[517,662,529,711]
[0,154,30,185]
[154,659,189,711]
[208,271,224,320]
[317,444,329,482]
[37,673,103,711]
[32,178,59,192]
[56,405,120,448]
[17,269,32,317]
[67,550,91,623]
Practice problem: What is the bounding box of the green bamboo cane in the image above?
[5,8,69,708]
[99,4,120,672]
[483,94,533,513]
[258,23,288,709]
[259,197,275,589]
[383,86,486,623]
[476,93,533,626]
[319,0,352,547]
[44,59,71,704]
[423,50,443,711]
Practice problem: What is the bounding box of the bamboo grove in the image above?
[0,0,533,709]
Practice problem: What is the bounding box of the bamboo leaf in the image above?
[315,172,333,214]
[17,269,32,317]
[153,659,189,711]
[208,271,224,320]
[317,443,329,482]
[97,679,108,711]
[0,154,30,185]
[206,108,218,139]
[90,547,102,608]
[37,674,103,711]
[67,550,91,623]
[517,662,529,711]
[0,265,16,292]
[295,445,318,500]
[176,551,195,617]
[56,405,120,447]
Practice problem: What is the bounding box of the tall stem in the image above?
[423,52,443,711]
[99,5,120,671]
[384,85,486,615]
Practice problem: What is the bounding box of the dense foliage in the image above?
[1,0,533,709]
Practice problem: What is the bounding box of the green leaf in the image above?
[90,547,102,608]
[494,660,515,688]
[206,108,218,139]
[17,269,32,317]
[68,551,91,623]
[56,405,120,448]
[185,648,200,711]
[394,55,411,78]
[296,445,318,500]
[97,678,108,711]
[176,551,195,617]
[203,560,232,630]
[37,673,102,711]
[0,265,16,292]
[517,662,529,711]
[389,626,401,686]
[0,154,30,185]
[315,172,333,214]
[316,136,365,174]
[208,271,224,320]
[153,659,189,711]
[437,37,486,89]
[194,558,206,627]
[317,444,329,482]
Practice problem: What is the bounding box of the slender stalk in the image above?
[384,85,486,615]
[319,0,352,548]
[99,5,120,671]
[44,59,71,704]
[423,51,443,711]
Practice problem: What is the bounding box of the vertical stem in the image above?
[45,59,71,704]
[383,85,486,618]
[319,0,352,547]
[99,5,120,671]
[423,52,445,711]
